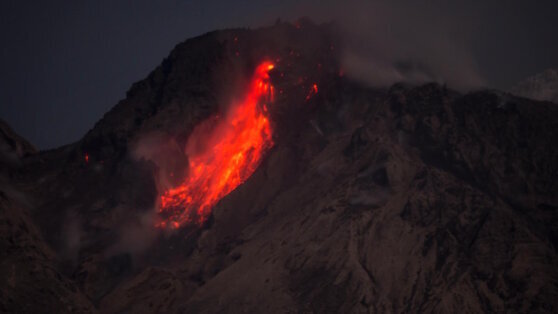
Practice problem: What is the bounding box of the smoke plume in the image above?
[277,0,487,90]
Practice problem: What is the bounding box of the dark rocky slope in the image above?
[0,121,94,313]
[2,20,558,313]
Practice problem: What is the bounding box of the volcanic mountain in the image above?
[2,20,558,313]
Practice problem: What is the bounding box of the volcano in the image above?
[2,20,558,313]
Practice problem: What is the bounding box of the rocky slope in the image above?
[511,68,558,103]
[0,121,94,313]
[0,119,36,168]
[2,20,558,313]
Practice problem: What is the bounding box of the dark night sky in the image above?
[1,1,557,149]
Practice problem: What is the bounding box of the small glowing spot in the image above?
[305,84,319,101]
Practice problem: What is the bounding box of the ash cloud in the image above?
[106,210,159,256]
[287,0,487,90]
[131,131,189,193]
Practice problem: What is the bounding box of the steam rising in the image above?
[339,1,485,90]
[278,0,487,90]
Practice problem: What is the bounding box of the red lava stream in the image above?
[157,62,275,228]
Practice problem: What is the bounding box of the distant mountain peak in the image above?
[511,68,558,103]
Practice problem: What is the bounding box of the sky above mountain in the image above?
[1,0,557,149]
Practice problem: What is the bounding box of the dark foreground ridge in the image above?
[1,20,558,313]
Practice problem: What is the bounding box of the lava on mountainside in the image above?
[157,62,276,228]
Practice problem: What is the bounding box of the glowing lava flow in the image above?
[157,62,275,228]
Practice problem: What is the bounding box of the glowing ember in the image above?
[306,83,319,101]
[157,62,275,228]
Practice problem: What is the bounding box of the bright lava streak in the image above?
[157,62,275,228]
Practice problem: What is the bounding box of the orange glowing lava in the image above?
[157,62,275,228]
[306,83,319,101]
